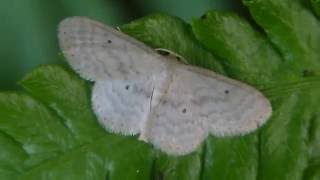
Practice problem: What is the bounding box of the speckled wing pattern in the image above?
[58,17,272,155]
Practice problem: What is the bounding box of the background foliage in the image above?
[0,0,238,90]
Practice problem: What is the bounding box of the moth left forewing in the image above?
[58,17,169,81]
[183,65,272,136]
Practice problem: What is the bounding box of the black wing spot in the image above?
[176,56,181,61]
[182,108,187,113]
[224,90,229,94]
[125,85,130,90]
[108,40,112,43]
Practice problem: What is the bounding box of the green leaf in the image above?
[191,11,282,88]
[243,0,320,76]
[0,66,153,179]
[311,0,320,17]
[20,65,105,144]
[0,132,27,180]
[120,13,225,74]
[242,1,320,179]
[0,93,77,168]
[191,4,320,180]
[2,2,320,179]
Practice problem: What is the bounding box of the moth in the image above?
[58,17,272,155]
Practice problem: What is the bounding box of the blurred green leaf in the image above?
[0,0,126,90]
[311,0,320,17]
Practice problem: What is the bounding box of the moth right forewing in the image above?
[183,66,272,136]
